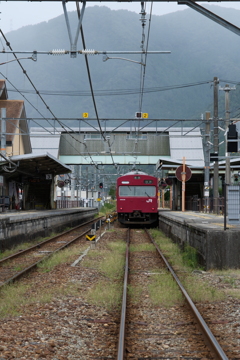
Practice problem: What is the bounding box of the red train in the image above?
[116,170,158,226]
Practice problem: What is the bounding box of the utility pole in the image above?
[86,166,88,207]
[0,108,6,199]
[0,108,6,159]
[213,77,219,213]
[70,165,75,201]
[219,84,236,185]
[204,111,211,212]
[79,165,81,206]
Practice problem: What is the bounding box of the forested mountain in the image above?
[1,5,240,125]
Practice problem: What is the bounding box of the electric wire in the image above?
[76,1,117,169]
[219,79,240,85]
[139,1,153,113]
[0,30,55,129]
[4,117,214,124]
[132,2,153,166]
[138,1,146,113]
[6,80,212,97]
[0,71,56,135]
[0,30,99,169]
[75,1,105,142]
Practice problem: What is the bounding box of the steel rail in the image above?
[0,227,91,288]
[117,227,130,360]
[0,216,103,264]
[146,229,228,360]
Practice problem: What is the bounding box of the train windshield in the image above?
[119,186,156,197]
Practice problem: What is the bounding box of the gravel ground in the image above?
[0,225,240,359]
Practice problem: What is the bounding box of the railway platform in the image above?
[0,207,98,251]
[158,209,240,270]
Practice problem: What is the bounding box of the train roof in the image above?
[121,170,148,176]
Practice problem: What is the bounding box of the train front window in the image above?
[119,186,155,197]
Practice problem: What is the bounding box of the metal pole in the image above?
[219,84,236,185]
[224,183,227,230]
[77,184,79,207]
[204,111,211,212]
[213,77,219,213]
[219,84,235,221]
[170,185,172,210]
[225,86,231,186]
[0,109,6,205]
[1,108,6,158]
[86,166,88,207]
[79,165,81,206]
[182,157,186,212]
[70,165,75,201]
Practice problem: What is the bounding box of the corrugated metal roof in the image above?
[30,127,204,166]
[30,128,61,158]
[0,153,71,180]
[169,129,204,166]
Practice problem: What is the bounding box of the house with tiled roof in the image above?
[0,80,8,100]
[0,80,31,156]
[0,80,32,210]
[0,81,72,211]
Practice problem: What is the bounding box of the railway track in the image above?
[0,216,103,287]
[0,223,239,359]
[117,227,228,360]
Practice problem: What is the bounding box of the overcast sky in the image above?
[1,1,240,33]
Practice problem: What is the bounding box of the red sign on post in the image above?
[175,165,192,182]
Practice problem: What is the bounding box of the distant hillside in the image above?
[1,5,240,124]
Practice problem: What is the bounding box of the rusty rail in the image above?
[146,229,228,360]
[0,217,104,288]
[117,228,130,360]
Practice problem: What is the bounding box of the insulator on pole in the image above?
[52,49,66,55]
[81,49,95,55]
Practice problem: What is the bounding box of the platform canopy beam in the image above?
[2,0,240,2]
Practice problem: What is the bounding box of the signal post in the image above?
[175,158,192,212]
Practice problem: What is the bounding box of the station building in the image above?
[31,126,239,212]
[30,126,207,210]
[0,80,72,211]
[2,73,240,213]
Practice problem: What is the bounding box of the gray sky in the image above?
[1,1,240,33]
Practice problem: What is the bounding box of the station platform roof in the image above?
[0,152,72,180]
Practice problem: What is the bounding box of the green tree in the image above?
[164,187,170,201]
[109,186,116,200]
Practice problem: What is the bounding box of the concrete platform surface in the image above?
[159,210,236,231]
[0,207,96,221]
[158,210,240,269]
[0,207,98,251]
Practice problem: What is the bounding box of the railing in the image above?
[56,200,84,209]
[186,196,225,214]
[56,199,99,209]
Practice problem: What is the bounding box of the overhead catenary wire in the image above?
[0,30,55,128]
[139,1,153,113]
[0,71,56,135]
[0,30,100,169]
[76,1,118,169]
[6,80,212,97]
[132,2,153,163]
[0,19,219,185]
[138,1,147,113]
